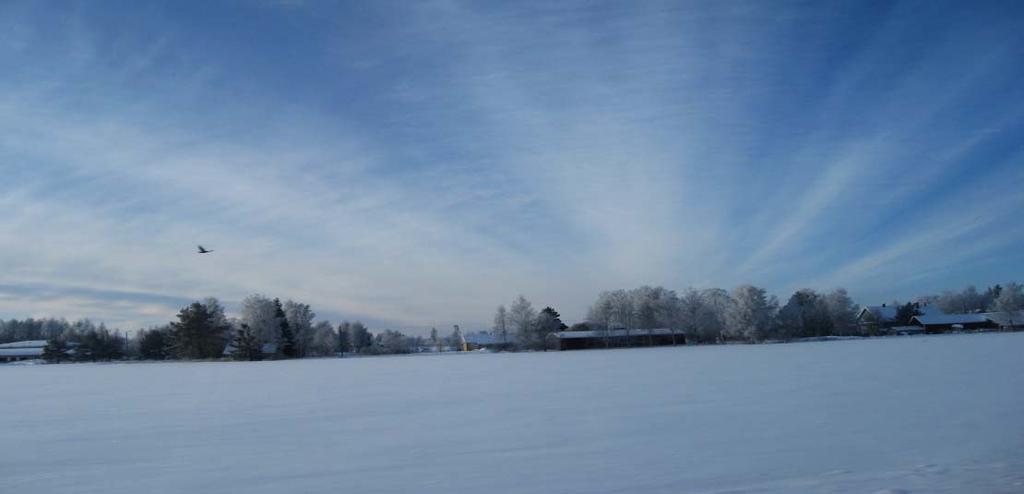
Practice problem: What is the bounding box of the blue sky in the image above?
[1,0,1022,332]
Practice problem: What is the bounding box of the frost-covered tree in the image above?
[349,321,372,353]
[982,285,1002,311]
[678,288,704,341]
[309,320,337,357]
[937,285,988,314]
[282,300,316,357]
[824,288,859,336]
[587,293,615,347]
[508,295,537,348]
[698,288,731,342]
[588,289,635,344]
[373,330,414,354]
[625,286,678,344]
[429,327,440,351]
[450,325,465,351]
[493,305,509,344]
[678,288,726,344]
[609,289,633,341]
[589,287,684,345]
[527,307,566,350]
[241,294,280,345]
[726,285,776,342]
[994,282,1023,329]
[777,289,833,339]
[631,286,660,331]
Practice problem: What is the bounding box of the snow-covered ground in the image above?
[3,333,1023,494]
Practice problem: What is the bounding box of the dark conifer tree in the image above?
[273,298,297,358]
[169,302,228,359]
[42,339,70,363]
[231,324,263,361]
[895,302,920,326]
[138,329,170,360]
[336,324,352,353]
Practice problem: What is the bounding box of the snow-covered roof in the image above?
[979,311,1024,326]
[859,304,946,322]
[889,326,925,334]
[859,306,898,322]
[553,328,686,339]
[464,333,499,345]
[0,340,48,349]
[222,342,278,356]
[0,347,45,357]
[911,313,991,325]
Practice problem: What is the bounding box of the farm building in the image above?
[222,342,279,359]
[909,313,997,333]
[856,305,899,334]
[0,340,48,362]
[552,328,686,351]
[888,326,925,336]
[858,302,985,334]
[980,311,1024,330]
[463,332,516,351]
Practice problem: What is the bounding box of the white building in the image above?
[0,340,48,362]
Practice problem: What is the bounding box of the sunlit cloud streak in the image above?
[1,1,1022,331]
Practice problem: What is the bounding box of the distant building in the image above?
[858,303,961,334]
[888,326,925,336]
[222,341,278,359]
[857,301,1007,334]
[909,313,997,333]
[856,305,898,334]
[463,331,516,351]
[980,310,1024,330]
[551,328,686,351]
[0,340,48,362]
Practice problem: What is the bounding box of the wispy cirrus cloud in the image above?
[1,1,1022,331]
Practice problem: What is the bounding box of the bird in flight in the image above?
[197,245,213,254]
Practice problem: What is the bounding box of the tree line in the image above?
[4,294,447,363]
[494,281,1024,347]
[3,282,1021,362]
[490,286,860,348]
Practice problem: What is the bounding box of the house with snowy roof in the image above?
[858,302,997,334]
[980,310,1024,330]
[0,340,48,362]
[222,341,279,359]
[552,328,686,351]
[856,305,899,334]
[910,313,998,333]
[463,331,516,351]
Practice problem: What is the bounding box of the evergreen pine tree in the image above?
[231,324,263,361]
[169,302,228,359]
[273,298,297,358]
[42,339,70,363]
[895,302,920,326]
[336,324,352,354]
[138,329,170,360]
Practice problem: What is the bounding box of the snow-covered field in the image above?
[3,333,1023,494]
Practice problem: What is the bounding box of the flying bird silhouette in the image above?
[197,245,213,254]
